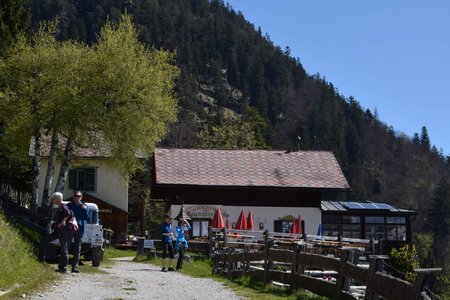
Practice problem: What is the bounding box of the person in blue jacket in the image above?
[160,214,174,272]
[175,218,191,271]
[67,191,89,273]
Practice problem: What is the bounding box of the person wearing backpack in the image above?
[38,192,73,273]
[67,191,89,273]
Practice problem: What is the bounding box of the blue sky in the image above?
[226,1,450,155]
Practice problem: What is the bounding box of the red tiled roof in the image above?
[154,148,350,190]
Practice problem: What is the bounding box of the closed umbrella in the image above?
[211,206,225,228]
[290,219,297,234]
[317,224,323,237]
[296,214,303,234]
[235,209,247,230]
[246,211,254,231]
[225,217,230,230]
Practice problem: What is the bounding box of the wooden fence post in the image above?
[411,268,442,299]
[335,250,353,299]
[377,238,383,255]
[226,247,232,279]
[242,247,248,277]
[370,237,375,255]
[298,244,307,275]
[343,250,359,291]
[290,244,300,291]
[208,226,213,258]
[211,252,216,275]
[364,255,387,300]
[223,226,227,248]
[264,240,274,284]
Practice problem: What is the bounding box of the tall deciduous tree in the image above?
[53,14,179,192]
[0,24,72,210]
[85,14,179,176]
[0,0,30,55]
[0,15,179,208]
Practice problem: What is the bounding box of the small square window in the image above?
[68,168,96,191]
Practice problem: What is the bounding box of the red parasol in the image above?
[296,214,303,234]
[235,208,247,230]
[246,211,254,231]
[225,217,230,230]
[211,206,225,228]
[290,219,297,234]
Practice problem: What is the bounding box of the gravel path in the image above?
[28,257,243,300]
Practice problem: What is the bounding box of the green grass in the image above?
[134,253,326,300]
[222,276,327,300]
[0,213,56,299]
[103,247,136,259]
[0,215,324,300]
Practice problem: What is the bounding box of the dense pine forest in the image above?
[1,0,449,276]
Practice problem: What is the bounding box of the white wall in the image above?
[170,204,322,235]
[38,159,128,212]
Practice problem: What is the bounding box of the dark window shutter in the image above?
[68,169,77,189]
[85,168,96,191]
[274,220,282,233]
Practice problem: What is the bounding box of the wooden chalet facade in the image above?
[152,148,351,238]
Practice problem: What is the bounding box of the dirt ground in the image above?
[28,257,243,300]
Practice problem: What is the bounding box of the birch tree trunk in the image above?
[42,130,59,208]
[55,135,74,193]
[31,129,42,211]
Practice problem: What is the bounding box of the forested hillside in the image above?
[1,0,445,262]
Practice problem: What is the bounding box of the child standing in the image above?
[175,218,191,271]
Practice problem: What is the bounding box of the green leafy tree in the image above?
[84,14,179,176]
[413,232,434,267]
[0,23,74,209]
[429,178,450,238]
[198,119,265,150]
[0,0,30,55]
[0,15,178,209]
[52,14,179,191]
[389,245,419,282]
[0,0,31,200]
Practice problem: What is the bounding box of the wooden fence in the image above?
[209,228,441,300]
[212,244,441,300]
[0,196,48,234]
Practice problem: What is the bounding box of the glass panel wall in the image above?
[386,216,407,241]
[365,216,385,240]
[323,215,341,237]
[342,216,361,238]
